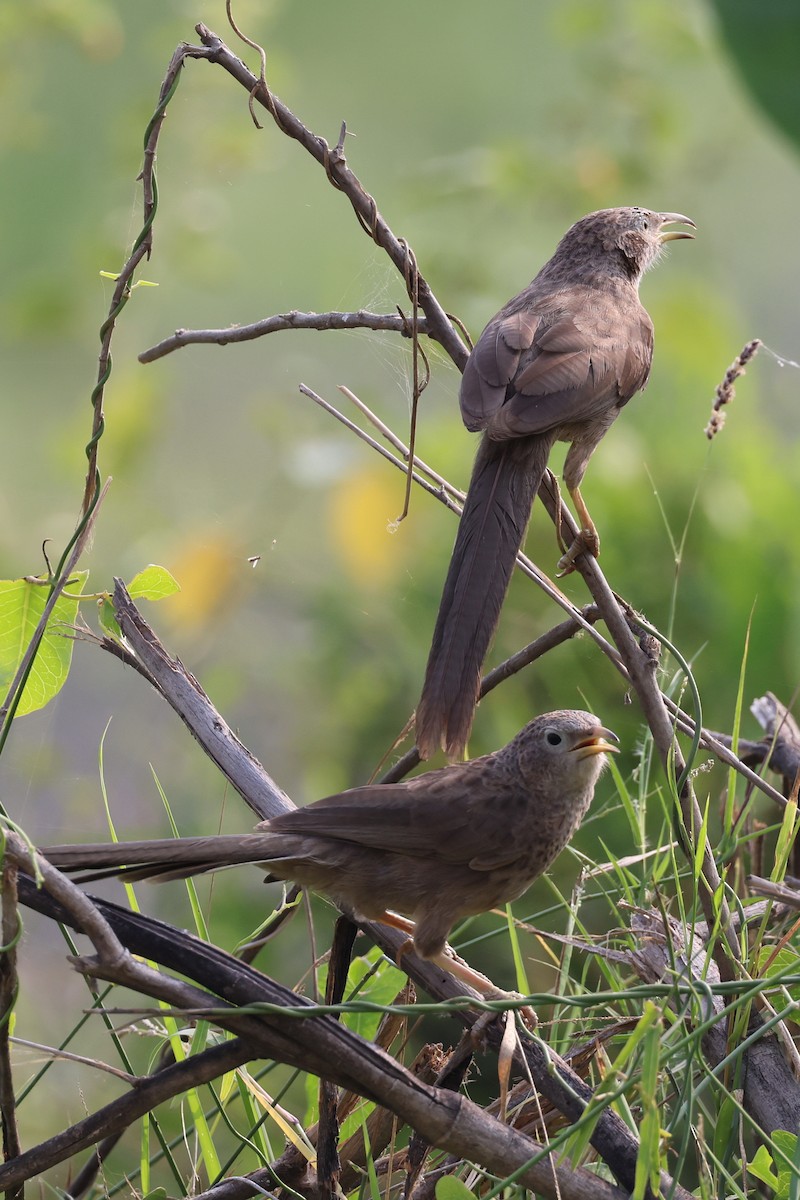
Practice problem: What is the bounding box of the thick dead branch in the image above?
[629,908,800,1135]
[14,875,636,1200]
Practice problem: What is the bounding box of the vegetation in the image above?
[2,2,800,1196]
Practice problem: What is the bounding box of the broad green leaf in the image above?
[755,946,800,1011]
[98,596,122,641]
[775,1129,800,1200]
[435,1178,476,1200]
[711,0,800,152]
[749,1144,780,1190]
[304,947,407,1128]
[128,564,180,602]
[0,571,89,716]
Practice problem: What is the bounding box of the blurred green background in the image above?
[2,0,800,1150]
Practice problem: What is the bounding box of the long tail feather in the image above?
[416,432,553,759]
[42,834,279,883]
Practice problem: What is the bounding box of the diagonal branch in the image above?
[189,25,468,370]
[110,578,292,822]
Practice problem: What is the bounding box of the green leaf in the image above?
[711,0,800,152]
[755,946,800,1010]
[775,1129,800,1200]
[128,564,180,602]
[304,947,407,1128]
[98,596,122,641]
[632,1007,664,1200]
[0,571,89,716]
[749,1144,780,1190]
[435,1178,476,1200]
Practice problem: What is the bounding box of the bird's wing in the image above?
[264,762,514,869]
[460,307,540,429]
[460,294,653,437]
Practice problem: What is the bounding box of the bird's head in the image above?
[514,709,620,790]
[552,207,695,284]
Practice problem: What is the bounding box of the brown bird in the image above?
[416,207,694,761]
[43,710,617,989]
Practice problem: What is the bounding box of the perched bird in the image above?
[43,710,617,986]
[416,207,694,761]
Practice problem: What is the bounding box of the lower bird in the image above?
[43,710,617,990]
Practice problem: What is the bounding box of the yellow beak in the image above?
[574,727,620,759]
[658,212,696,242]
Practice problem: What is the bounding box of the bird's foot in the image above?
[483,987,538,1032]
[394,936,415,968]
[556,526,600,576]
[433,948,538,1028]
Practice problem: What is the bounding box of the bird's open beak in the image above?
[573,727,620,759]
[658,213,696,242]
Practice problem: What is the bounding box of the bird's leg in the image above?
[375,911,536,1027]
[556,485,600,576]
[374,909,418,965]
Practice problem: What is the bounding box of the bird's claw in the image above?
[394,936,415,968]
[483,987,538,1032]
[556,527,600,576]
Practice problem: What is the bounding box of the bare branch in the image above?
[192,25,468,370]
[140,310,430,364]
[0,858,21,1187]
[110,579,292,822]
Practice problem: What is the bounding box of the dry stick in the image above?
[192,24,468,371]
[81,41,213,514]
[339,384,463,499]
[661,698,785,808]
[139,310,429,363]
[535,476,741,975]
[12,877,628,1200]
[299,384,463,518]
[0,859,21,1189]
[111,578,292,822]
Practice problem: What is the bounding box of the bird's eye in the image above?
[545,730,563,746]
[642,217,649,230]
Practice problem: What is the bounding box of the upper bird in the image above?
[415,206,694,761]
